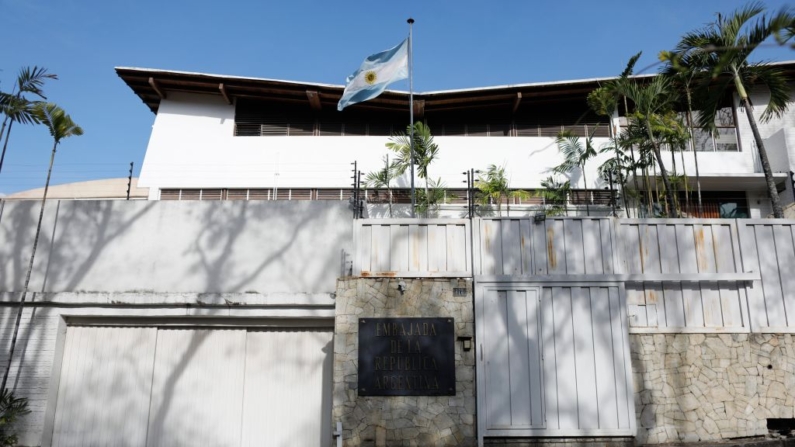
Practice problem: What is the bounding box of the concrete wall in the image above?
[139,93,777,199]
[631,333,795,444]
[0,199,351,445]
[0,199,352,295]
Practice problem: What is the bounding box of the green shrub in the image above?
[0,389,30,447]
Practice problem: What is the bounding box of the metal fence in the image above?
[353,217,795,332]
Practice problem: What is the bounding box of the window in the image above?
[234,99,610,138]
[160,188,355,201]
[685,106,740,152]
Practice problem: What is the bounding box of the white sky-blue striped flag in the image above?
[337,39,408,111]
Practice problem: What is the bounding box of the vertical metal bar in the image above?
[352,161,358,219]
[126,162,133,200]
[609,170,616,216]
[359,172,364,218]
[408,18,416,218]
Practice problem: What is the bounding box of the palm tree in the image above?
[2,103,82,391]
[611,74,681,217]
[664,2,795,217]
[588,52,645,216]
[0,67,58,175]
[553,130,598,216]
[662,61,705,213]
[537,176,571,216]
[415,177,449,217]
[386,121,440,215]
[475,164,530,216]
[365,155,395,217]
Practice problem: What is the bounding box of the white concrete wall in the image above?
[0,199,352,295]
[0,198,349,445]
[140,93,781,200]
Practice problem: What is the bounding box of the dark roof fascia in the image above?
[115,61,795,115]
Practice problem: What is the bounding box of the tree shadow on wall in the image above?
[184,201,350,294]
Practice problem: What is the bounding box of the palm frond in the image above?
[33,103,83,142]
[743,64,791,122]
[620,52,642,78]
[385,121,439,179]
[0,94,41,125]
[16,66,58,99]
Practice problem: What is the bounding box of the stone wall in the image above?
[632,333,795,444]
[333,278,476,447]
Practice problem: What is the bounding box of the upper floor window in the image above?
[233,99,610,138]
[686,106,740,152]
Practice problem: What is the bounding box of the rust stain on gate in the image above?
[694,227,709,272]
[546,226,556,269]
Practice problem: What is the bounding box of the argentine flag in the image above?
[338,39,409,111]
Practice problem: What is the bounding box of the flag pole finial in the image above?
[407,18,414,24]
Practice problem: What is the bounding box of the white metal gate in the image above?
[50,325,333,447]
[475,282,635,443]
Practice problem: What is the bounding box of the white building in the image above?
[117,64,795,218]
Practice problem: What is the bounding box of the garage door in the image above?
[50,326,333,447]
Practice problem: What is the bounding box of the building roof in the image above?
[115,60,795,116]
[4,178,149,200]
[114,67,649,116]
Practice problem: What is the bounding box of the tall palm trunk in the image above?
[608,123,623,217]
[685,90,703,214]
[386,155,392,218]
[734,74,784,218]
[0,120,14,175]
[644,120,677,217]
[2,142,58,391]
[424,181,429,217]
[582,167,590,217]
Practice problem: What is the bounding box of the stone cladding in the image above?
[631,333,795,444]
[333,278,476,447]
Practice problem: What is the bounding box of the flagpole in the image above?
[407,17,416,218]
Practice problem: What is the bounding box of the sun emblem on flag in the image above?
[364,71,377,85]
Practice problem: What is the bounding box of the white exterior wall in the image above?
[140,93,788,204]
[0,199,348,445]
[0,200,351,295]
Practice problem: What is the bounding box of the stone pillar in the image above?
[333,278,476,447]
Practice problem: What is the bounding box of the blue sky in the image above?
[1,0,793,194]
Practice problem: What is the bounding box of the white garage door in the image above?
[50,326,333,447]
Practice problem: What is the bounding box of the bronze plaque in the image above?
[358,317,455,396]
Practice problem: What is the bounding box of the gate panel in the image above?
[738,221,795,329]
[476,282,635,440]
[482,288,544,430]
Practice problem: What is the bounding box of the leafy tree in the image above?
[611,73,681,217]
[553,131,598,216]
[588,57,641,217]
[386,121,440,215]
[588,87,623,216]
[475,164,529,217]
[663,2,795,217]
[662,58,707,213]
[2,103,83,391]
[0,67,58,175]
[537,176,571,216]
